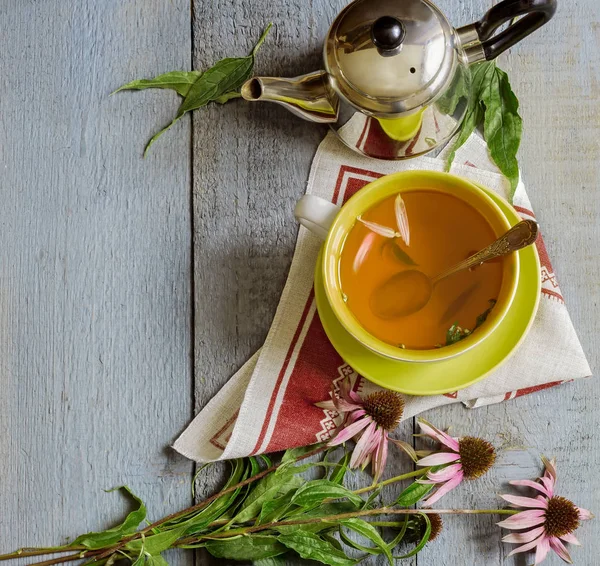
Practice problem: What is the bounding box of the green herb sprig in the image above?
[445,299,497,346]
[114,24,272,156]
[445,62,523,201]
[0,444,518,566]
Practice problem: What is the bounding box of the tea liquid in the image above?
[339,190,503,349]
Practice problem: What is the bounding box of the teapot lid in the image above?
[324,0,456,115]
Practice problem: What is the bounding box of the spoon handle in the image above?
[432,220,539,285]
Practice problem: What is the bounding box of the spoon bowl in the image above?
[370,269,432,318]
[370,220,539,320]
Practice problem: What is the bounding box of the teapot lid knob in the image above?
[371,16,406,53]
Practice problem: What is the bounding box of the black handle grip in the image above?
[475,0,557,60]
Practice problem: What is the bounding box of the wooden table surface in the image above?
[1,1,598,565]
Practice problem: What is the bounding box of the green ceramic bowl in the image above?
[314,184,541,395]
[321,170,519,363]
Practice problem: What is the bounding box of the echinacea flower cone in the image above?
[316,380,404,482]
[498,458,593,564]
[414,419,496,506]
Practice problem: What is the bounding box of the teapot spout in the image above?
[241,71,339,124]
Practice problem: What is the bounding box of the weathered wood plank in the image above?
[419,1,600,564]
[191,0,599,565]
[0,2,194,564]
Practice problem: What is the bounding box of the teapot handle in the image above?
[457,0,557,63]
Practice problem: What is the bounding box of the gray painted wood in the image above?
[192,1,599,565]
[0,1,194,565]
[2,0,597,565]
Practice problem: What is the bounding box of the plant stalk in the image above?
[176,507,519,544]
[81,445,327,564]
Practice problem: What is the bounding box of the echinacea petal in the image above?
[394,194,410,246]
[497,509,546,530]
[578,507,594,521]
[338,379,362,405]
[390,438,418,463]
[346,409,366,424]
[357,216,399,239]
[417,452,461,467]
[549,537,573,564]
[426,463,462,483]
[534,536,550,564]
[542,456,557,481]
[372,432,388,484]
[507,536,545,557]
[559,533,581,546]
[417,418,460,451]
[328,416,371,446]
[333,397,362,413]
[315,399,336,411]
[500,494,548,509]
[350,421,378,469]
[540,476,555,498]
[509,479,552,498]
[502,526,546,544]
[421,470,464,507]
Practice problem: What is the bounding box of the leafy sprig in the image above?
[114,23,272,155]
[444,62,523,201]
[0,441,521,566]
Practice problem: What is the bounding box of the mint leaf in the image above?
[395,481,434,507]
[481,66,522,199]
[144,23,272,155]
[277,532,356,566]
[113,71,203,97]
[290,480,363,508]
[70,486,146,549]
[339,518,393,565]
[205,535,287,561]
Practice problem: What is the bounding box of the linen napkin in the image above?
[174,132,591,463]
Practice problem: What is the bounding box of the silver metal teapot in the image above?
[241,0,556,160]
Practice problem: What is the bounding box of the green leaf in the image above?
[384,240,417,266]
[481,66,522,199]
[144,23,272,156]
[290,480,363,509]
[253,556,290,566]
[113,71,203,97]
[277,532,356,566]
[282,444,319,464]
[191,462,213,498]
[436,65,469,116]
[178,459,247,534]
[322,533,344,551]
[257,491,296,525]
[445,323,469,346]
[70,486,146,549]
[339,518,393,565]
[146,555,169,566]
[125,525,187,555]
[395,481,435,507]
[393,513,431,558]
[278,503,358,534]
[362,487,381,510]
[475,299,497,329]
[328,452,351,485]
[446,62,494,168]
[205,535,287,561]
[233,470,303,523]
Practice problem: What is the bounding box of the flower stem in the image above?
[176,507,519,545]
[0,549,86,562]
[76,445,328,564]
[353,467,430,495]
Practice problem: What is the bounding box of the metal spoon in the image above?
[370,220,539,319]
